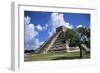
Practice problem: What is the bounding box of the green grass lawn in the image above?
[24,50,90,62]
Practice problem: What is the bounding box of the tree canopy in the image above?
[65,27,90,48]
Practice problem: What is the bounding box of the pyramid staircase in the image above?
[36,30,62,54]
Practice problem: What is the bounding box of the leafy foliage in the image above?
[65,27,90,48]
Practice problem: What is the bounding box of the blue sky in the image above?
[24,11,90,50]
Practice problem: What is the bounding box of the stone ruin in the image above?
[36,26,80,54]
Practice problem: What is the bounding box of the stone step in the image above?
[51,44,65,48]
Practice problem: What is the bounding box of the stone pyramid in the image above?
[36,26,80,54]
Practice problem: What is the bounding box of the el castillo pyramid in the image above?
[35,26,81,54]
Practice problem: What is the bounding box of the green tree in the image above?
[65,28,80,47]
[65,27,90,58]
[76,27,90,48]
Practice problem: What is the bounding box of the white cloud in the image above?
[76,25,83,28]
[36,24,48,31]
[36,24,43,31]
[48,31,53,38]
[24,16,38,43]
[25,24,38,43]
[34,38,40,49]
[32,38,44,50]
[40,41,44,45]
[48,13,73,37]
[43,24,48,30]
[51,13,73,29]
[35,38,44,46]
[24,16,44,50]
[65,22,73,29]
[24,16,31,25]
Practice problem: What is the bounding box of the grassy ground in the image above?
[24,50,90,62]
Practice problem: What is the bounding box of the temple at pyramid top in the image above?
[56,26,67,32]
